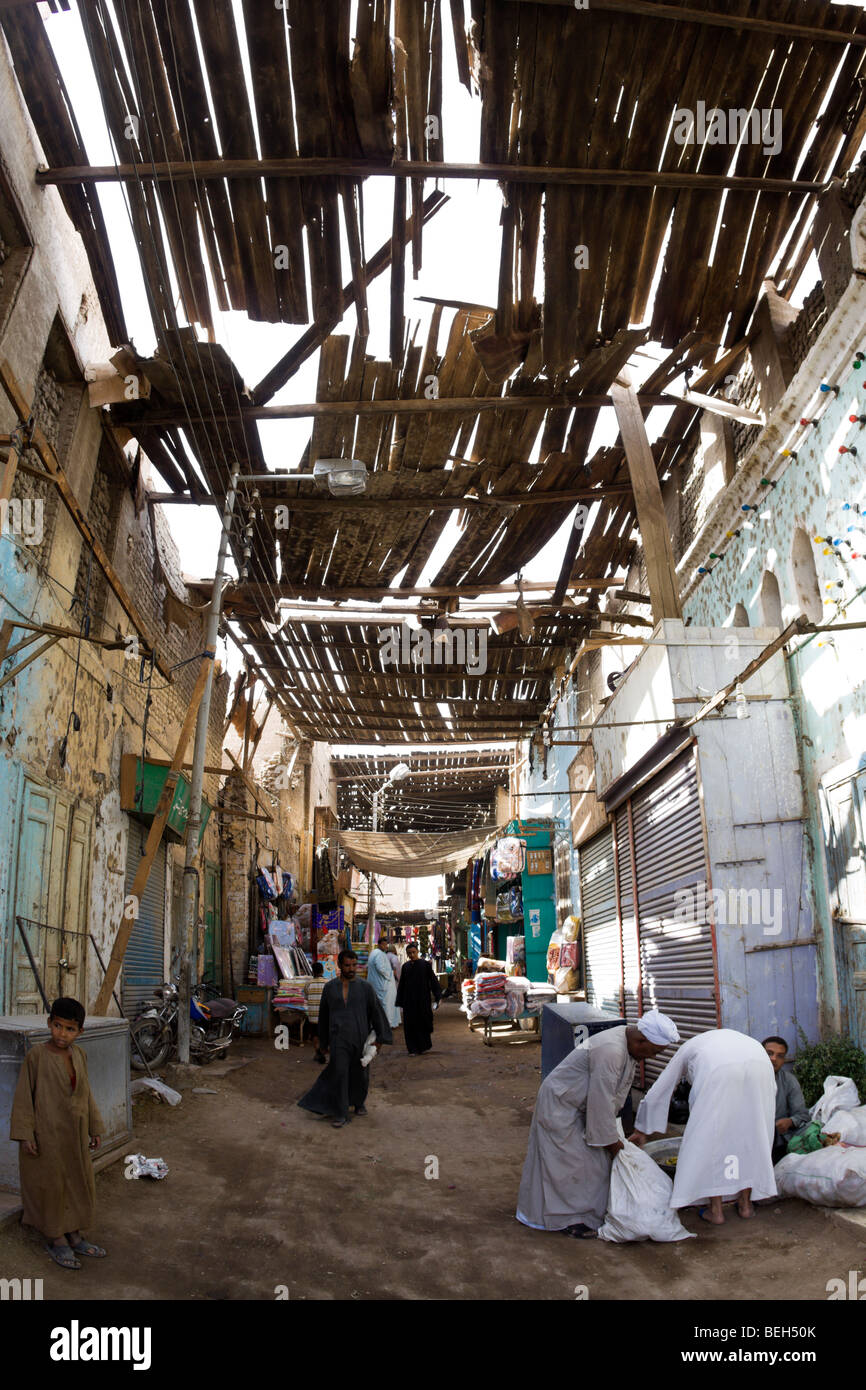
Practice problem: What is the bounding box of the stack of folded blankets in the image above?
[460,979,476,1015]
[504,975,531,1018]
[525,982,557,1014]
[470,971,507,1017]
[272,978,309,1012]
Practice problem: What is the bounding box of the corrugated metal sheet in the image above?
[122,821,166,1016]
[579,825,621,1014]
[615,805,640,1031]
[631,752,718,1081]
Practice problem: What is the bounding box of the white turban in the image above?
[636,1009,680,1047]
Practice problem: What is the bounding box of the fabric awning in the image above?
[337,828,494,877]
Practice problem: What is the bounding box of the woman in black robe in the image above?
[395,944,442,1055]
[298,951,392,1127]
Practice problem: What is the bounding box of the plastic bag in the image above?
[598,1138,695,1243]
[124,1153,169,1180]
[786,1121,823,1155]
[810,1076,861,1127]
[130,1078,182,1107]
[491,836,525,881]
[775,1145,866,1207]
[360,1030,377,1068]
[824,1105,866,1146]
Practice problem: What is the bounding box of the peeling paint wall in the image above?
[0,41,227,1014]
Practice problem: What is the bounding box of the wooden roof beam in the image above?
[610,374,682,624]
[147,485,634,510]
[36,159,829,195]
[120,392,675,427]
[500,0,866,47]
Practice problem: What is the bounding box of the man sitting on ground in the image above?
[763,1035,811,1163]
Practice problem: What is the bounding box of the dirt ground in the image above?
[1,1002,862,1302]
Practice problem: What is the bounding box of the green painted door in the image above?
[203,863,222,989]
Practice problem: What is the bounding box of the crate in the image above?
[236,986,273,1037]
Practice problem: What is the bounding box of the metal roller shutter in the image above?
[122,821,167,1016]
[631,751,718,1081]
[578,826,621,1014]
[615,805,640,1031]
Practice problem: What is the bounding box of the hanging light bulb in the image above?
[515,572,535,642]
[735,681,749,720]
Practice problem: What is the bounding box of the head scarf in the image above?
[636,1009,680,1046]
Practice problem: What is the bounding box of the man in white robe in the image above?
[630,1028,777,1223]
[516,1010,679,1237]
[366,942,401,1029]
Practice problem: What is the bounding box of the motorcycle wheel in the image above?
[130,1018,172,1070]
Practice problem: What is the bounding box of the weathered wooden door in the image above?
[12,779,90,1012]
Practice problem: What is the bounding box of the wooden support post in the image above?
[0,634,62,690]
[243,692,274,773]
[813,181,854,317]
[0,619,14,665]
[610,375,682,625]
[0,415,33,505]
[748,279,799,416]
[224,747,274,824]
[93,659,211,1014]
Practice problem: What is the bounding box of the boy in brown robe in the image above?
[10,997,106,1270]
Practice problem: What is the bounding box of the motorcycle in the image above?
[131,979,247,1069]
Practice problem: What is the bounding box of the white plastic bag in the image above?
[360,1030,377,1068]
[124,1153,169,1181]
[598,1140,695,1243]
[810,1076,861,1127]
[775,1145,866,1207]
[130,1078,182,1107]
[822,1105,866,1146]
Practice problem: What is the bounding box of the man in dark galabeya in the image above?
[395,942,442,1056]
[298,949,392,1127]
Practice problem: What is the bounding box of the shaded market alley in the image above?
[3,1,866,1345]
[2,1004,862,1303]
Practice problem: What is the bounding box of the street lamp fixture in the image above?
[313,458,368,496]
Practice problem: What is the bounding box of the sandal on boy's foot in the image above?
[45,1242,81,1270]
[331,1116,351,1128]
[561,1223,596,1239]
[68,1238,107,1257]
[354,1104,367,1116]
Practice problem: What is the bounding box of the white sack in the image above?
[360,1030,377,1068]
[810,1075,860,1127]
[130,1078,182,1106]
[822,1106,866,1146]
[598,1139,696,1243]
[775,1145,866,1207]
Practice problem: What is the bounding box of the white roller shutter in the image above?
[578,825,621,1014]
[122,821,167,1016]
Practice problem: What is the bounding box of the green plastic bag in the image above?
[786,1121,822,1155]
